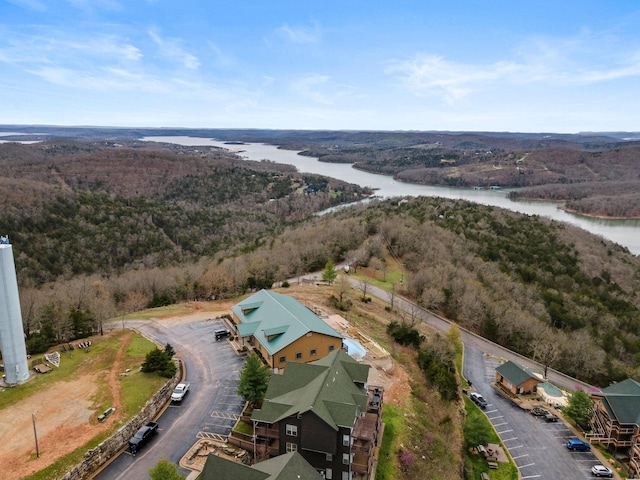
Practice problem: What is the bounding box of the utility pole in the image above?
[32,412,40,458]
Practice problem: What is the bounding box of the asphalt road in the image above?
[464,345,605,479]
[94,318,245,480]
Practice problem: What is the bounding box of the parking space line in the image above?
[508,444,524,449]
[512,454,529,460]
[502,437,519,442]
[197,431,227,441]
[497,429,513,434]
[210,411,239,420]
[518,462,535,468]
[521,475,542,479]
[486,410,499,415]
[493,422,508,427]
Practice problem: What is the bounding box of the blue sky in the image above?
[1,0,640,132]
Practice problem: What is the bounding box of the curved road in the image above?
[93,318,245,480]
[360,280,592,392]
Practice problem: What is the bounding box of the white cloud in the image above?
[290,73,355,105]
[276,23,321,44]
[386,55,520,102]
[67,0,122,13]
[148,29,200,70]
[7,0,46,11]
[388,35,640,102]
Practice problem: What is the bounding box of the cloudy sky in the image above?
[2,0,640,132]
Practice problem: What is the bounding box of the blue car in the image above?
[566,438,590,451]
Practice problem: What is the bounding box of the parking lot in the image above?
[464,345,609,479]
[95,318,246,480]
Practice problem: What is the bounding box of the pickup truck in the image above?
[171,382,190,402]
[128,421,158,455]
[469,391,488,409]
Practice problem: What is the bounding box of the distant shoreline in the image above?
[558,206,640,221]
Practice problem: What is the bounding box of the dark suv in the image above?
[215,328,231,341]
[566,438,590,451]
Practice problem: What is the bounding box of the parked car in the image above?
[215,328,231,341]
[591,464,613,477]
[171,382,190,402]
[530,406,550,416]
[566,438,591,451]
[544,413,559,422]
[128,421,159,455]
[469,392,488,409]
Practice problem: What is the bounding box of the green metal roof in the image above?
[252,349,369,431]
[200,451,321,480]
[495,360,540,387]
[231,289,342,356]
[598,378,640,426]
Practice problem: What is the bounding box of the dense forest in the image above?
[2,126,639,218]
[1,134,640,387]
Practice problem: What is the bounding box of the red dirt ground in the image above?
[0,331,132,480]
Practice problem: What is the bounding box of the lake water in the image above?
[141,136,640,255]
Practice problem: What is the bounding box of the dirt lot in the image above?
[0,284,410,480]
[0,331,133,480]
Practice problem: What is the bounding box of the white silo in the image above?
[0,236,30,384]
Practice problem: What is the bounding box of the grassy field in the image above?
[463,397,518,480]
[0,330,166,480]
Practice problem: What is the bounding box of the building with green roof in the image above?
[231,289,343,372]
[247,349,383,480]
[495,360,542,395]
[589,378,640,476]
[200,451,322,480]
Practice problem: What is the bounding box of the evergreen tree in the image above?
[149,458,185,480]
[141,347,177,378]
[322,258,338,285]
[564,389,593,427]
[237,353,271,407]
[463,414,491,448]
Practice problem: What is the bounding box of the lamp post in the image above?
[32,412,40,458]
[401,263,405,285]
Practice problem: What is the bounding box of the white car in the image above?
[591,465,613,477]
[171,382,190,402]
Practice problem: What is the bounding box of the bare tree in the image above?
[531,328,564,379]
[358,278,370,300]
[336,275,352,303]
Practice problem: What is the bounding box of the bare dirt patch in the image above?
[2,375,107,480]
[0,332,134,480]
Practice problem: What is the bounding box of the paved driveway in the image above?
[94,318,245,480]
[464,345,605,479]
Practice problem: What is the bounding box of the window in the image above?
[286,442,297,453]
[326,453,333,461]
[342,434,350,446]
[342,453,349,465]
[278,355,286,363]
[329,345,335,352]
[296,352,302,359]
[310,349,317,356]
[286,424,298,437]
[326,468,332,479]
[341,472,350,480]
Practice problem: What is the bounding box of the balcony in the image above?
[367,387,383,413]
[255,424,280,440]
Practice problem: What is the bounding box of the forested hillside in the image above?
[0,140,370,284]
[2,138,640,387]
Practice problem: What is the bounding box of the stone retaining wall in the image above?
[58,362,182,480]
